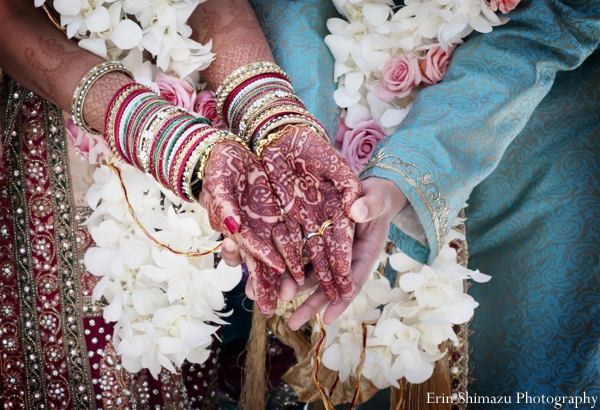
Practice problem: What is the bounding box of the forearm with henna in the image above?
[188,0,274,90]
[0,2,131,132]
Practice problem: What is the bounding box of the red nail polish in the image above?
[224,215,239,235]
[272,266,283,274]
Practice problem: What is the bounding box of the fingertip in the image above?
[350,202,369,222]
[223,238,237,253]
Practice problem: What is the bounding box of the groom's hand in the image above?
[287,177,407,330]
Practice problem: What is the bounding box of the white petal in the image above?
[404,357,435,384]
[120,239,149,269]
[187,346,211,364]
[86,6,111,33]
[381,108,410,128]
[103,295,122,322]
[468,270,492,283]
[469,14,494,33]
[345,102,371,128]
[327,17,349,35]
[92,274,110,302]
[166,273,189,303]
[158,337,184,355]
[110,19,143,50]
[215,260,243,292]
[78,38,108,59]
[344,71,364,97]
[139,265,177,283]
[324,34,354,63]
[363,3,391,26]
[322,343,343,371]
[399,272,427,293]
[132,289,161,315]
[389,252,423,273]
[53,0,81,15]
[84,247,117,277]
[334,62,354,82]
[66,19,85,39]
[441,16,469,44]
[334,87,362,108]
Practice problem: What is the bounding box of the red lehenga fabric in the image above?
[0,79,219,410]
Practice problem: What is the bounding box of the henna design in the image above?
[190,0,274,89]
[23,35,86,102]
[84,72,133,132]
[262,126,363,301]
[272,218,304,284]
[202,140,290,315]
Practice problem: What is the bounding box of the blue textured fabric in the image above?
[360,0,600,263]
[248,0,341,139]
[466,50,600,408]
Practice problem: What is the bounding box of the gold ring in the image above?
[318,219,334,236]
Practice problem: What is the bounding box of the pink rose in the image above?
[420,45,455,85]
[377,53,422,103]
[340,119,386,174]
[155,73,196,111]
[488,0,519,13]
[65,118,112,164]
[193,90,223,128]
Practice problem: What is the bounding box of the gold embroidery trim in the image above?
[361,150,450,253]
[45,101,95,407]
[8,90,50,409]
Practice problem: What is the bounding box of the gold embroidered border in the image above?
[45,102,95,408]
[3,81,27,157]
[361,150,450,253]
[7,91,50,409]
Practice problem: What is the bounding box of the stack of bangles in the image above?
[215,61,330,158]
[72,61,329,204]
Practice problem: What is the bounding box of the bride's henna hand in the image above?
[201,140,289,315]
[261,125,363,303]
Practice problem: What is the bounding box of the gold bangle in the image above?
[72,61,134,135]
[243,105,313,144]
[196,132,247,182]
[215,62,290,122]
[253,116,329,159]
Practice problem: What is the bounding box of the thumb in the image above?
[349,192,386,223]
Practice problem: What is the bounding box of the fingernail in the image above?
[272,266,284,274]
[224,240,236,252]
[354,203,368,222]
[224,215,239,235]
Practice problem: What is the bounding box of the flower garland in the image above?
[321,0,513,390]
[83,158,242,378]
[36,0,214,87]
[329,0,519,173]
[316,221,490,390]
